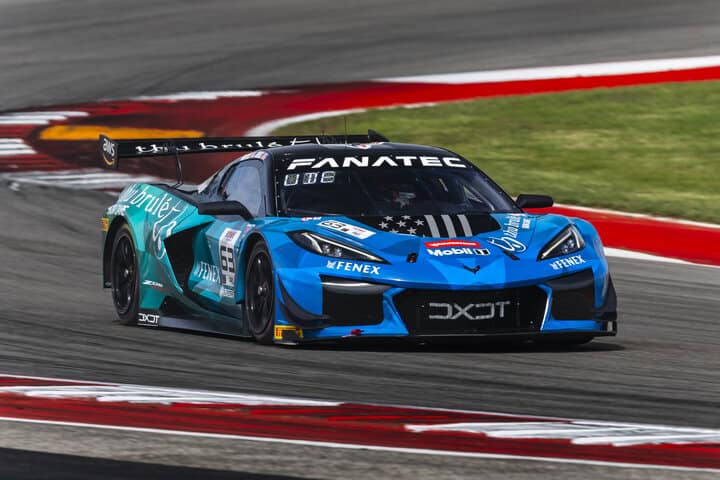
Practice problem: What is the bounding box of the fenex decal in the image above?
[194,261,221,284]
[549,255,586,270]
[326,260,381,275]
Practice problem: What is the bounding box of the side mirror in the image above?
[516,194,554,209]
[198,201,253,220]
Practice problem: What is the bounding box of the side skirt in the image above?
[136,310,249,338]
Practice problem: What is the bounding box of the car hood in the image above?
[292,212,572,260]
[264,212,595,288]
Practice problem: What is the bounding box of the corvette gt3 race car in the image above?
[100,131,617,345]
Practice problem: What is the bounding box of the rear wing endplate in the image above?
[100,130,388,170]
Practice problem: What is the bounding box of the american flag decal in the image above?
[350,214,500,238]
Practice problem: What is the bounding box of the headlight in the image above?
[288,231,387,263]
[538,225,585,260]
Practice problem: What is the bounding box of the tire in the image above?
[244,240,276,345]
[110,224,139,325]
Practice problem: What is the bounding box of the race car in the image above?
[100,131,617,345]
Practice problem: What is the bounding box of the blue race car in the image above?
[100,131,617,345]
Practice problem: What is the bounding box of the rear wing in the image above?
[99,130,389,170]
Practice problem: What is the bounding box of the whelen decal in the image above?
[425,240,481,248]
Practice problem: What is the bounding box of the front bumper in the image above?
[274,267,617,343]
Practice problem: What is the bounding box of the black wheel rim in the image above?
[247,252,274,335]
[112,236,136,316]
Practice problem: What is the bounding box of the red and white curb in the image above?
[0,110,87,126]
[2,56,720,265]
[0,374,718,472]
[0,138,36,156]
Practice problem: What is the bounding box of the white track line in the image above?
[132,91,264,101]
[407,421,720,447]
[377,55,720,84]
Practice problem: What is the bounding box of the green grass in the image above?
[274,82,720,224]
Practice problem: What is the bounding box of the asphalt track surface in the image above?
[2,1,720,478]
[3,0,720,110]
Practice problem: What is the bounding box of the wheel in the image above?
[110,224,139,325]
[244,241,276,344]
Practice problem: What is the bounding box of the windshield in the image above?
[277,159,518,216]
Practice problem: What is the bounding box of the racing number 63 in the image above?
[220,245,235,285]
[218,228,242,298]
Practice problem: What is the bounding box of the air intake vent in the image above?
[547,269,595,320]
[393,286,546,335]
[164,227,199,291]
[321,276,390,326]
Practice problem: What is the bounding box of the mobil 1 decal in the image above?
[424,239,490,257]
[218,228,241,298]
